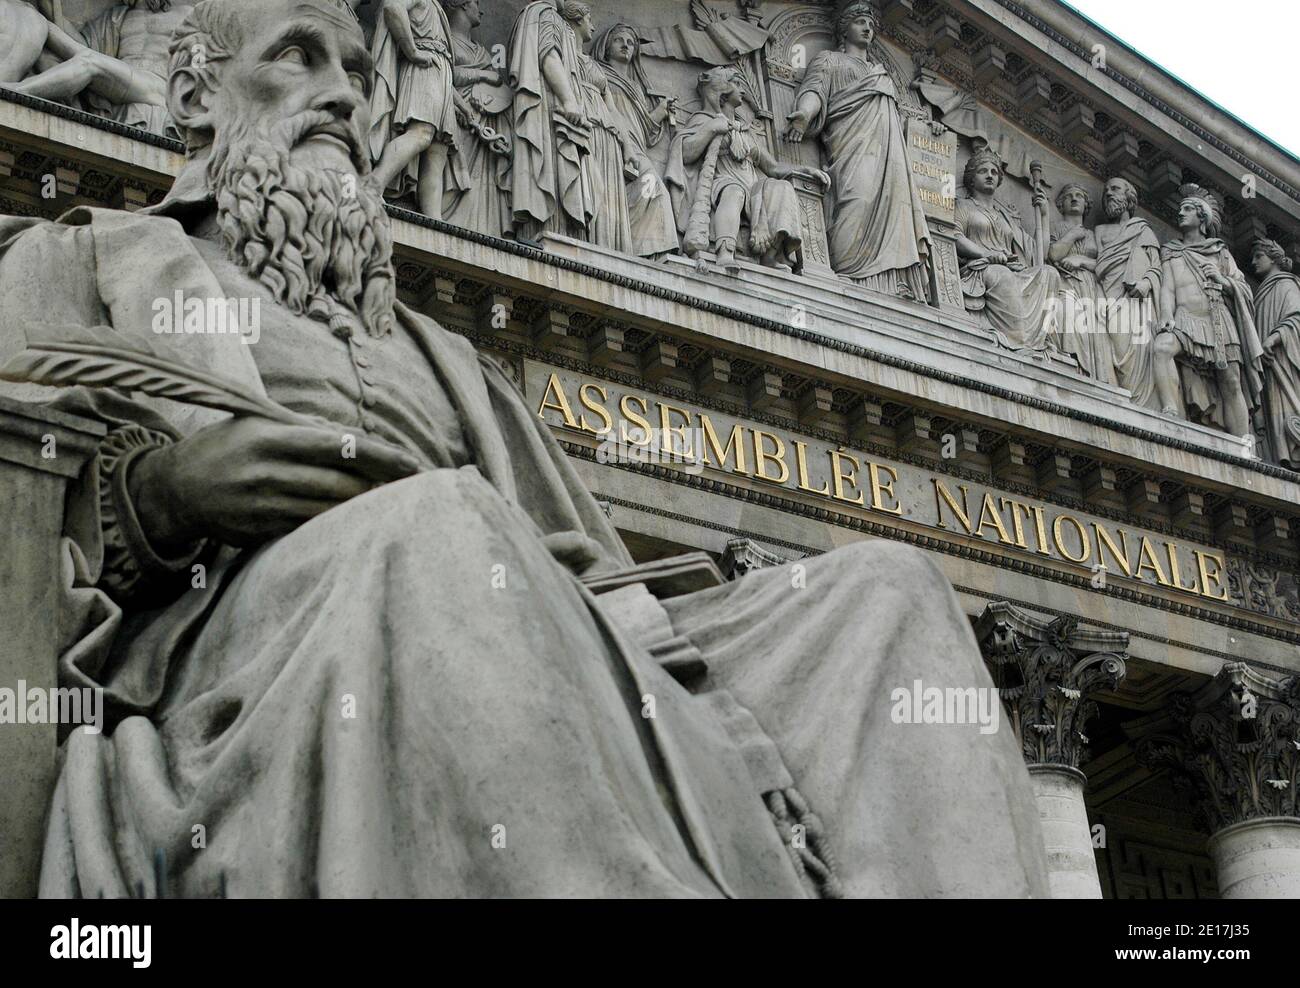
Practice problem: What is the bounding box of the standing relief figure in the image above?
[1153,185,1265,440]
[508,0,632,251]
[593,23,680,260]
[955,148,1061,353]
[1250,239,1300,467]
[369,0,458,218]
[782,2,931,300]
[666,66,829,274]
[1048,183,1114,384]
[442,0,513,237]
[1093,177,1162,407]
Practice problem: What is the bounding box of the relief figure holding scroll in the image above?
[782,2,931,300]
[1094,177,1162,406]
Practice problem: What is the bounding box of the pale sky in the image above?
[1062,0,1298,158]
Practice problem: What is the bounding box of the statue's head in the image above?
[835,2,876,49]
[1251,238,1292,277]
[1103,177,1138,220]
[444,0,482,27]
[962,148,1004,196]
[1055,182,1091,219]
[698,66,740,107]
[126,0,176,10]
[1177,183,1222,238]
[558,0,595,43]
[166,0,394,338]
[598,24,640,65]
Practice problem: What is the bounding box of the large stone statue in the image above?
[782,1,931,300]
[667,66,828,273]
[508,0,632,251]
[1094,177,1161,406]
[0,0,190,137]
[1153,185,1264,439]
[593,22,679,259]
[1251,239,1300,468]
[368,0,458,218]
[442,0,512,237]
[0,0,1050,899]
[955,148,1061,352]
[1048,183,1113,384]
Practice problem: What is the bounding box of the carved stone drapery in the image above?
[1136,663,1300,835]
[974,601,1128,769]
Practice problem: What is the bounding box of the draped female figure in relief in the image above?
[441,0,512,237]
[1048,183,1115,384]
[508,0,632,250]
[955,148,1061,353]
[593,22,680,259]
[1251,239,1300,467]
[783,1,931,300]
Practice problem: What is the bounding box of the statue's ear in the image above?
[167,64,217,145]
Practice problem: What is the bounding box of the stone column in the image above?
[1138,662,1300,899]
[0,396,104,898]
[975,602,1128,899]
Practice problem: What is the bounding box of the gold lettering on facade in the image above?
[1052,515,1092,564]
[795,441,831,496]
[753,430,790,485]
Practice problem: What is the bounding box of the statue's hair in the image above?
[835,1,877,48]
[1253,238,1294,272]
[1055,182,1092,217]
[443,0,476,8]
[1178,183,1223,238]
[962,148,1004,193]
[168,1,246,151]
[1103,176,1139,215]
[125,0,171,11]
[557,0,591,23]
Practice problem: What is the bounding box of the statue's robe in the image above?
[1095,217,1161,408]
[507,0,592,238]
[794,51,930,298]
[0,164,1048,898]
[1160,239,1265,428]
[1051,227,1114,385]
[1254,270,1300,467]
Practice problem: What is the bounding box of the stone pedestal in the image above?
[1028,764,1101,898]
[0,396,104,898]
[1208,818,1300,899]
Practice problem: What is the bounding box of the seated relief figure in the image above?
[593,22,680,260]
[667,66,829,274]
[782,1,932,301]
[442,0,513,237]
[955,149,1061,353]
[0,0,1049,897]
[1250,239,1300,468]
[1094,177,1162,407]
[509,0,633,251]
[1048,183,1115,385]
[1153,185,1265,440]
[0,0,191,137]
[369,0,458,219]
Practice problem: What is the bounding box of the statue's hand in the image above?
[129,418,422,554]
[1124,281,1150,299]
[408,50,436,69]
[782,112,808,143]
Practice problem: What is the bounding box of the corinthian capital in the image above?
[1137,663,1300,834]
[974,602,1128,769]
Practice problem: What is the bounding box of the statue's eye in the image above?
[276,45,309,66]
[348,72,367,94]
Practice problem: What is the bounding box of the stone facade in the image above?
[1,0,1299,898]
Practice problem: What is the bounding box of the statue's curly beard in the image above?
[208,109,397,339]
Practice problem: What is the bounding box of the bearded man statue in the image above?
[0,0,1047,898]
